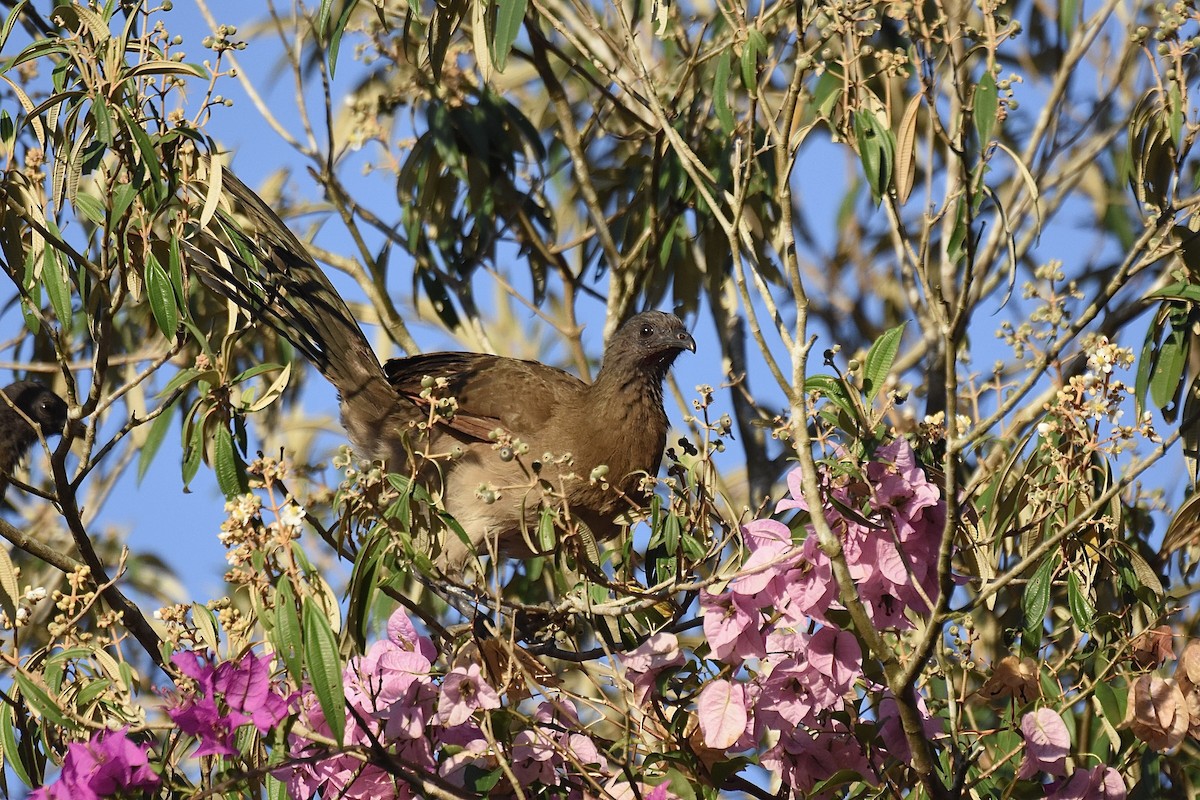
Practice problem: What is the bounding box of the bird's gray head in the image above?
[3,381,72,437]
[605,311,696,375]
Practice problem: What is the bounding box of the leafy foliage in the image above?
[0,0,1199,798]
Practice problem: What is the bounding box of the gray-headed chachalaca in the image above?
[185,172,694,572]
[0,381,74,501]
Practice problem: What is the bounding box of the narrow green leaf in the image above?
[73,193,105,225]
[303,597,346,745]
[812,70,841,118]
[0,701,31,787]
[181,406,205,488]
[192,602,221,651]
[272,580,303,681]
[1134,315,1159,415]
[1022,554,1058,655]
[1122,544,1164,597]
[536,508,557,552]
[853,107,895,203]
[13,673,67,726]
[741,29,766,93]
[0,548,19,633]
[863,322,907,401]
[213,423,248,497]
[136,399,176,482]
[713,49,734,133]
[973,71,998,147]
[1066,571,1095,633]
[41,245,71,325]
[145,251,179,338]
[1149,311,1188,410]
[0,1,29,52]
[1059,0,1077,36]
[1094,679,1125,725]
[492,0,526,72]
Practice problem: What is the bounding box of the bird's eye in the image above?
[640,324,654,337]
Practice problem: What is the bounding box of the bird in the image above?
[185,171,695,573]
[0,381,74,501]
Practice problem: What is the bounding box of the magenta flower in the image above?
[31,727,160,800]
[166,649,292,757]
[214,649,292,733]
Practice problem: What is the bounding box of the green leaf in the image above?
[346,532,386,650]
[272,580,303,681]
[0,1,29,52]
[1134,314,1159,415]
[804,373,857,421]
[0,548,20,636]
[1122,543,1164,597]
[192,602,221,651]
[1059,0,1077,36]
[181,409,204,489]
[41,244,71,325]
[863,322,906,401]
[853,106,895,203]
[741,29,766,93]
[492,0,526,72]
[137,400,177,482]
[13,673,67,726]
[1066,571,1095,633]
[303,597,346,745]
[213,423,248,497]
[1022,554,1058,655]
[1145,281,1200,303]
[73,192,105,225]
[973,71,998,147]
[1149,309,1188,410]
[327,0,360,75]
[713,49,734,133]
[812,69,842,118]
[0,701,31,788]
[145,251,179,338]
[1094,679,1125,725]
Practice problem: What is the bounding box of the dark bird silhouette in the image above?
[0,381,73,501]
[186,172,695,572]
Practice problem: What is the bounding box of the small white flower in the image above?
[279,502,306,529]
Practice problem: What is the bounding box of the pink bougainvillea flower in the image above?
[31,727,160,800]
[805,626,863,695]
[436,662,501,727]
[1046,765,1127,800]
[1017,707,1071,779]
[700,588,765,663]
[623,632,685,704]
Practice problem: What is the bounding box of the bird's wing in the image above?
[384,353,586,442]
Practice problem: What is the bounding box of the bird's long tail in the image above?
[183,167,394,413]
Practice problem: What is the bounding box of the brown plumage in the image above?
[0,381,73,501]
[186,171,694,571]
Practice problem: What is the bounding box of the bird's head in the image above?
[604,311,696,377]
[3,381,78,439]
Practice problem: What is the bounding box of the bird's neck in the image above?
[591,359,669,407]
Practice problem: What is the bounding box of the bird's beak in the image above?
[65,418,86,439]
[677,331,697,353]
